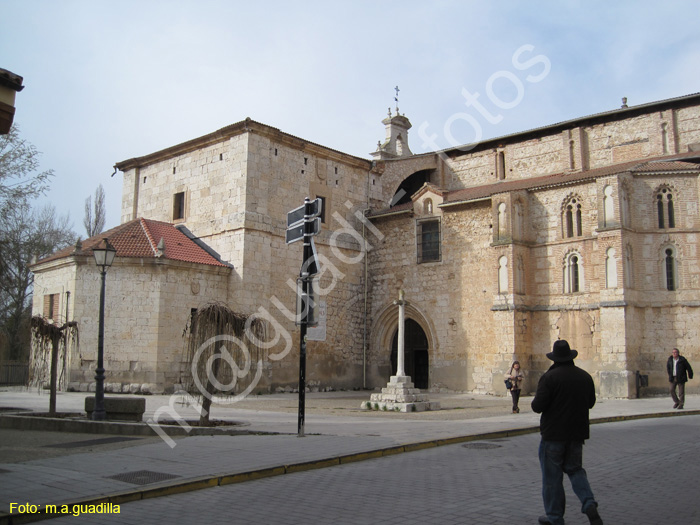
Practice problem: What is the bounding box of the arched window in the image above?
[663,247,677,291]
[661,122,669,154]
[497,151,506,180]
[624,244,634,288]
[513,201,523,241]
[656,188,675,229]
[498,256,508,293]
[564,252,584,294]
[603,185,615,228]
[605,247,617,288]
[569,140,575,170]
[564,197,583,238]
[620,185,630,228]
[497,202,507,240]
[396,134,405,156]
[515,255,525,295]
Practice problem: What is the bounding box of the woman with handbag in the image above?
[505,360,524,413]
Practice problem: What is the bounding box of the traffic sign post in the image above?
[285,217,320,244]
[286,197,322,437]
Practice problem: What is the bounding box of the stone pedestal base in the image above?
[361,375,440,413]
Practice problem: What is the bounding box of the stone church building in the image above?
[31,92,700,398]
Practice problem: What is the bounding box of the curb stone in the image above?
[2,409,699,524]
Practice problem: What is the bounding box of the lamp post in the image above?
[92,238,116,421]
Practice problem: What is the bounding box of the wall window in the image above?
[663,247,677,291]
[513,201,523,241]
[43,293,60,320]
[417,219,440,263]
[605,247,618,288]
[498,256,508,293]
[497,151,506,180]
[603,185,615,228]
[620,185,630,228]
[656,188,675,229]
[497,202,507,240]
[316,195,327,223]
[624,244,634,288]
[173,191,185,221]
[515,255,525,295]
[564,252,584,293]
[563,197,582,238]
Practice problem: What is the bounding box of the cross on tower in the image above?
[394,85,400,113]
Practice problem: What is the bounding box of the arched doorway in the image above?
[390,318,430,389]
[390,169,434,206]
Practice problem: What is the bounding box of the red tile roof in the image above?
[34,218,230,268]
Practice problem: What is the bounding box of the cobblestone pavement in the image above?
[47,415,700,525]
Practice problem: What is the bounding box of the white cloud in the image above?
[2,0,699,230]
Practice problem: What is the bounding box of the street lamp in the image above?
[92,238,116,420]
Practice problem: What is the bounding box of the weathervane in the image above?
[394,85,400,114]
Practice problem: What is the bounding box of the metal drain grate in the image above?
[107,470,181,485]
[45,437,141,449]
[462,442,503,450]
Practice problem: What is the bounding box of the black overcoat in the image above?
[531,361,596,441]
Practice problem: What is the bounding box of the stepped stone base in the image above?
[361,375,440,413]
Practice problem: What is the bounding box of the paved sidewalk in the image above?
[1,389,698,524]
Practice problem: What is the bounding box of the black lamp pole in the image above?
[92,238,116,421]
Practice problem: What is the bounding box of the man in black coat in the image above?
[667,347,694,409]
[531,340,603,525]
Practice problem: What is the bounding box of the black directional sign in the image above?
[285,217,321,244]
[287,198,322,228]
[287,204,306,229]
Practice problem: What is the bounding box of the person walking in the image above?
[505,360,524,413]
[531,340,603,525]
[667,348,693,409]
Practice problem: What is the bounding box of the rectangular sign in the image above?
[285,223,305,244]
[287,198,323,228]
[285,217,321,244]
[307,300,327,341]
[287,204,306,228]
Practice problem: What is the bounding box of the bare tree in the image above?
[0,124,53,213]
[184,303,266,426]
[0,201,76,361]
[83,183,106,237]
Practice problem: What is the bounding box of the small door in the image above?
[390,318,430,389]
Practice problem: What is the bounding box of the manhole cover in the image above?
[461,442,503,450]
[45,437,141,449]
[107,470,181,485]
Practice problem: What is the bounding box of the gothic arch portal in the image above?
[371,300,437,388]
[390,319,429,388]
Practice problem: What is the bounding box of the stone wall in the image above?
[32,257,231,394]
[365,98,700,397]
[118,124,375,393]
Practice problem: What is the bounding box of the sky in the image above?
[2,0,699,233]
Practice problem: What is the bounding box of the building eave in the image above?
[441,92,700,159]
[114,118,372,173]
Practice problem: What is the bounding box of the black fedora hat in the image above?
[547,340,578,362]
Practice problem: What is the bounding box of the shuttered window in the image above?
[43,293,60,320]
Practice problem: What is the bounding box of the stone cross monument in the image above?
[362,290,440,412]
